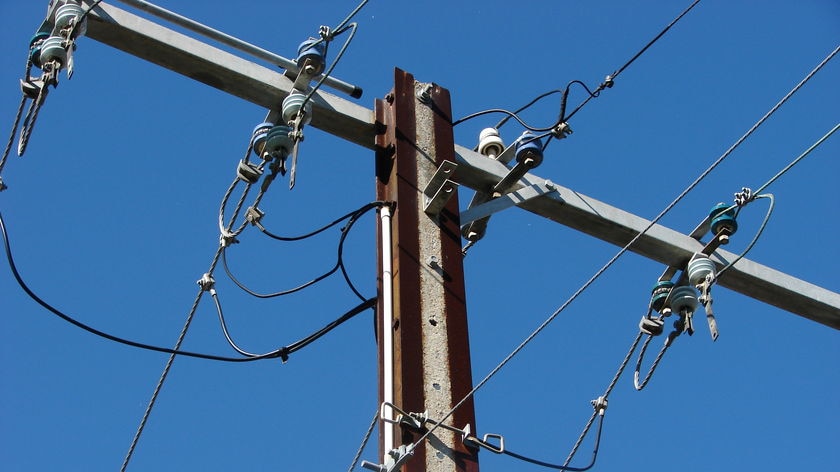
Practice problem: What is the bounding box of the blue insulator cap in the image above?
[650,280,675,313]
[250,122,274,158]
[296,38,326,75]
[709,202,738,236]
[264,125,294,159]
[515,131,544,166]
[29,32,50,67]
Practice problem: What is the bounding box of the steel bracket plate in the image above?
[423,160,459,216]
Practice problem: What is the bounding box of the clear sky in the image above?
[1,1,838,471]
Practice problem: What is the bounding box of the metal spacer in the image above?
[197,273,215,292]
[245,206,265,226]
[220,232,239,248]
[551,122,573,139]
[591,395,608,415]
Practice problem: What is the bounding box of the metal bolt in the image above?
[417,83,433,103]
[427,255,439,267]
[545,179,555,191]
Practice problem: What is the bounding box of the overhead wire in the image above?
[451,0,702,132]
[347,407,380,472]
[221,202,379,299]
[389,37,839,469]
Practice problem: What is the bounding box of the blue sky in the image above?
[1,1,838,471]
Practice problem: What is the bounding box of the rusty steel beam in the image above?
[375,69,479,472]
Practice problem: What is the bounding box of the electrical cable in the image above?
[501,414,605,471]
[347,407,380,472]
[0,95,27,176]
[717,194,773,278]
[564,0,701,123]
[223,203,378,298]
[0,211,261,362]
[753,122,839,197]
[211,285,376,359]
[17,82,48,156]
[393,37,838,465]
[452,0,702,131]
[119,248,221,472]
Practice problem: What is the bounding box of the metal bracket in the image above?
[460,180,559,225]
[361,444,414,472]
[423,160,459,216]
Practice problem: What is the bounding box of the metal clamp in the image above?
[464,432,505,454]
[361,444,415,472]
[423,160,459,216]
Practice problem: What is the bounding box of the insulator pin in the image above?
[478,128,504,157]
[514,131,543,167]
[709,202,738,236]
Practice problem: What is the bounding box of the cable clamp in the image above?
[551,122,573,139]
[318,25,333,42]
[639,315,664,336]
[236,160,263,184]
[603,73,615,89]
[245,206,265,228]
[734,187,754,207]
[197,273,215,292]
[361,444,414,472]
[219,231,239,247]
[464,432,505,454]
[591,396,608,416]
[0,177,7,192]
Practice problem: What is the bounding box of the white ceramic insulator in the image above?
[478,127,504,158]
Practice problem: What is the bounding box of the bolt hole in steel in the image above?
[429,318,438,326]
[432,383,441,390]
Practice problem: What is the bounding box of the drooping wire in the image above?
[211,287,376,359]
[393,37,838,464]
[0,212,265,362]
[222,202,379,299]
[496,413,605,471]
[451,0,702,131]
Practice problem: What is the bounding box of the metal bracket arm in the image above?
[460,181,559,225]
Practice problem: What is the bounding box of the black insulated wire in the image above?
[223,202,380,298]
[500,414,605,471]
[453,0,702,132]
[0,210,375,363]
